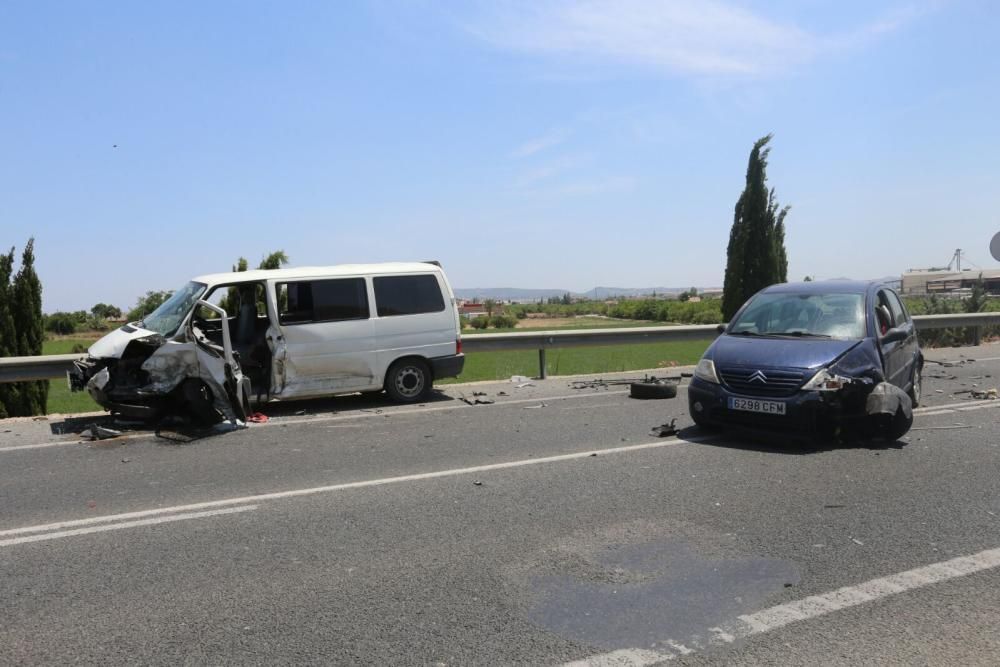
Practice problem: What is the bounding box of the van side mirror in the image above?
[716,324,726,334]
[881,327,907,345]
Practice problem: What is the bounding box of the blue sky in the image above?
[1,0,998,311]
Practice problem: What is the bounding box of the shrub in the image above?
[470,315,490,330]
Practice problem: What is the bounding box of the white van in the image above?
[69,262,464,423]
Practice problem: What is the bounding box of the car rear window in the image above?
[373,275,446,317]
[278,278,369,324]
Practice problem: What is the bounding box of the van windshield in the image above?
[138,281,207,337]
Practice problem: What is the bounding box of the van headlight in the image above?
[695,359,720,384]
[803,368,852,391]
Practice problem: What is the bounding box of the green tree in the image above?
[484,299,497,318]
[0,247,17,418]
[257,251,288,271]
[91,303,122,319]
[965,273,986,314]
[44,312,78,335]
[11,239,47,415]
[722,134,791,321]
[127,290,173,322]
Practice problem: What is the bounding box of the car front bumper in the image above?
[687,376,870,435]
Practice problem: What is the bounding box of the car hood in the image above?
[88,324,163,360]
[709,334,861,371]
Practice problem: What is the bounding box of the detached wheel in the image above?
[385,359,432,403]
[629,381,678,400]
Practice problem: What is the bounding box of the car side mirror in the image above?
[881,327,907,345]
[716,324,726,334]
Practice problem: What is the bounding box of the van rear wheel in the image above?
[385,359,432,403]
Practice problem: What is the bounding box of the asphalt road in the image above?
[2,344,1000,665]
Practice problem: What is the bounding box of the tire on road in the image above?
[908,362,922,408]
[384,358,432,403]
[629,381,678,400]
[884,407,914,442]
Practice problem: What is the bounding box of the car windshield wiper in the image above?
[763,331,834,338]
[730,330,766,336]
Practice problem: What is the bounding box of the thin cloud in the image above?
[461,0,928,78]
[510,127,572,158]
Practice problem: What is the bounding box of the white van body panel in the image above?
[274,318,378,398]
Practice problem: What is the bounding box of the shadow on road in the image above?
[679,425,909,455]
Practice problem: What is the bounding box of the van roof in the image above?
[192,262,444,285]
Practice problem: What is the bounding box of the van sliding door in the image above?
[274,277,376,398]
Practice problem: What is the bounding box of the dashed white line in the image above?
[0,505,258,548]
[564,546,1000,665]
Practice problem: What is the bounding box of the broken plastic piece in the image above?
[247,412,269,423]
[87,424,122,441]
[649,418,678,438]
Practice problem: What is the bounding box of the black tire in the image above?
[384,358,432,403]
[884,408,914,442]
[629,381,678,400]
[908,362,922,408]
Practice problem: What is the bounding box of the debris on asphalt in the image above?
[86,424,122,440]
[823,504,847,509]
[523,403,547,409]
[850,537,865,546]
[247,412,269,423]
[510,375,531,384]
[294,409,307,415]
[120,458,131,463]
[648,418,678,438]
[473,480,483,486]
[459,393,495,406]
[497,391,509,396]
[515,382,535,389]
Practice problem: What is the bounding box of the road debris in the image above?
[631,379,678,400]
[86,424,122,440]
[459,393,495,406]
[649,418,678,438]
[523,403,547,409]
[473,480,483,486]
[247,413,269,423]
[850,537,865,546]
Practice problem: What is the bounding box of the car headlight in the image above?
[802,368,852,391]
[695,358,720,384]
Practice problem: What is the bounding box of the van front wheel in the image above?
[385,359,432,403]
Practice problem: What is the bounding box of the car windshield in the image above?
[729,292,866,339]
[138,281,207,337]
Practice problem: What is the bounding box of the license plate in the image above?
[729,397,786,415]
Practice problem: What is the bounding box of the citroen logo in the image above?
[748,370,768,384]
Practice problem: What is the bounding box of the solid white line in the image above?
[0,436,705,537]
[564,546,1000,666]
[0,505,257,548]
[0,390,632,453]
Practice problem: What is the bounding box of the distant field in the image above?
[440,339,711,384]
[43,337,101,415]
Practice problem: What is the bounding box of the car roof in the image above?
[762,280,885,296]
[191,262,443,285]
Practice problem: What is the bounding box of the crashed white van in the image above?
[69,262,465,424]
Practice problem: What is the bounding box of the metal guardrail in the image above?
[2,312,999,384]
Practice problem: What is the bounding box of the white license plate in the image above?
[729,397,786,415]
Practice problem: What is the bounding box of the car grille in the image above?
[718,367,807,398]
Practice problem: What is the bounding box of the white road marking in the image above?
[0,390,631,453]
[0,505,257,548]
[564,546,1000,666]
[0,436,706,537]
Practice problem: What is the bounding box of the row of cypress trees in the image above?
[0,239,47,418]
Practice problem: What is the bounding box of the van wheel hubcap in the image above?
[395,366,425,398]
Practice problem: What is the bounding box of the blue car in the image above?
[689,281,922,441]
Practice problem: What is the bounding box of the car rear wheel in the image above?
[385,359,432,403]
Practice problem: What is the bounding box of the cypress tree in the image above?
[721,134,791,321]
[0,248,17,418]
[12,239,47,414]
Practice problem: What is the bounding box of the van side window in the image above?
[373,275,445,317]
[277,278,369,325]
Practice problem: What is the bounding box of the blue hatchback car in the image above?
[688,281,922,440]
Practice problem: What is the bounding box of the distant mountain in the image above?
[453,287,571,301]
[454,286,705,301]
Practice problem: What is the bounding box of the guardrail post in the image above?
[974,326,982,346]
[538,348,547,380]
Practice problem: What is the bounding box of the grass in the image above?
[440,339,712,384]
[43,337,102,415]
